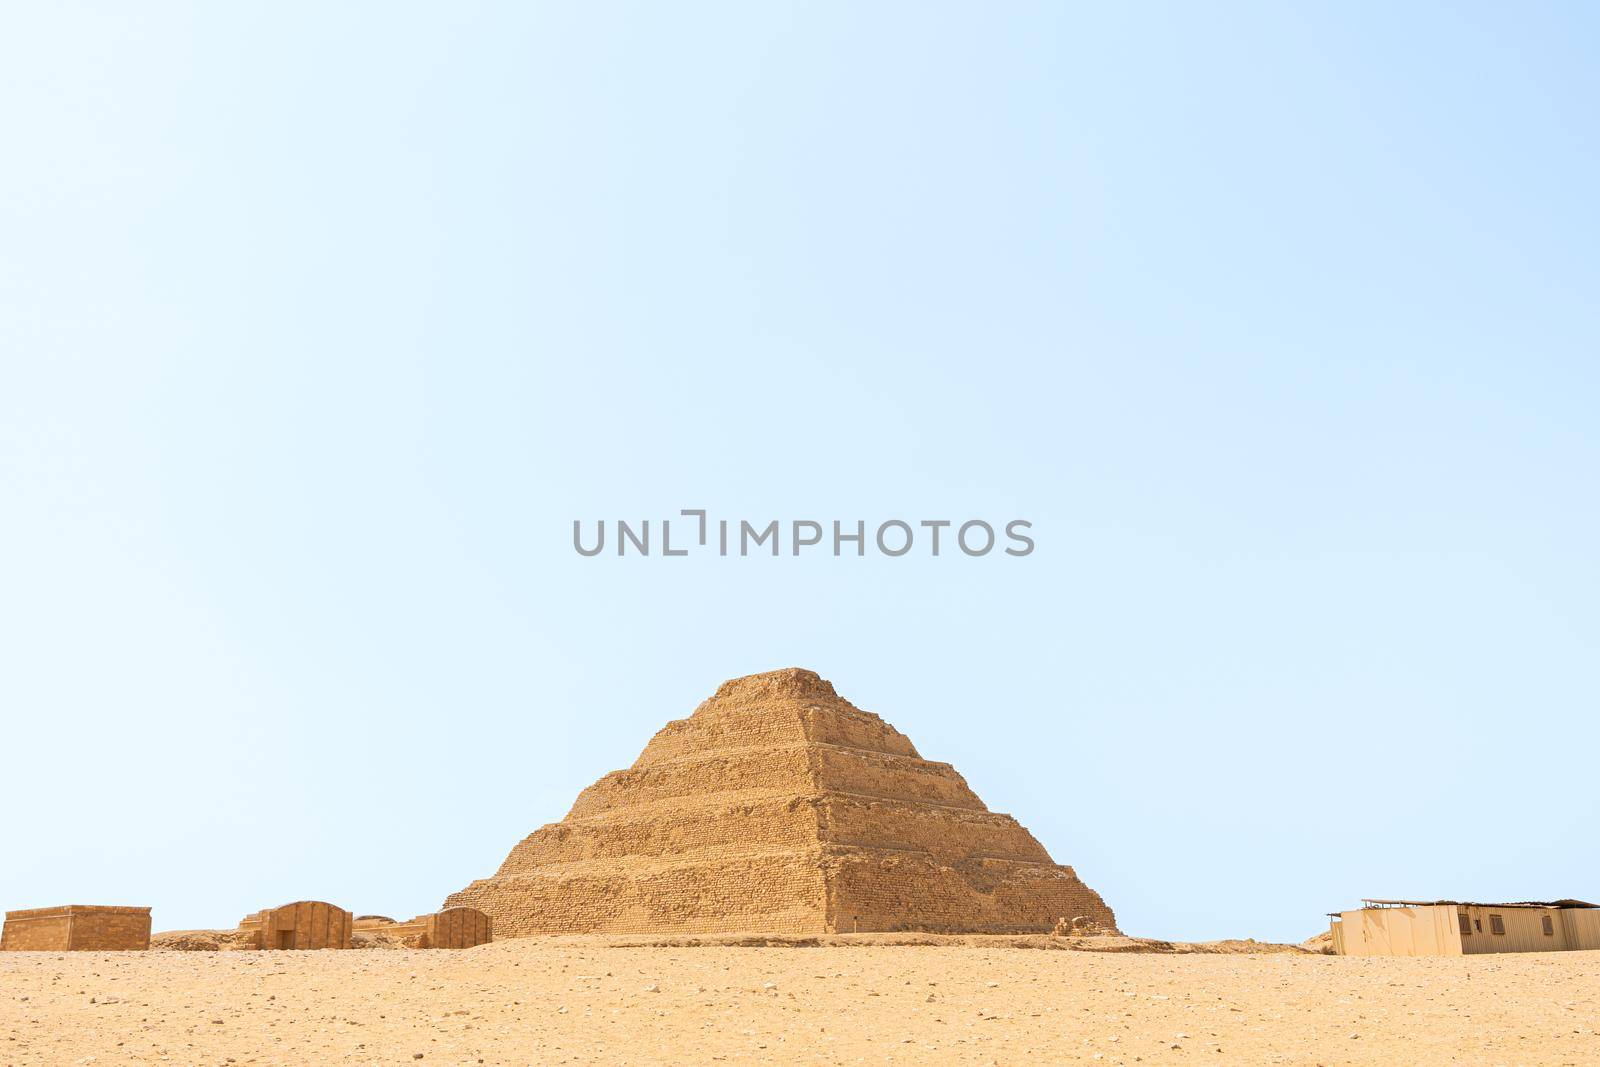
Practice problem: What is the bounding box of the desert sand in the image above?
[5,936,1599,1065]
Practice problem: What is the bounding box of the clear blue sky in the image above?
[2,2,1596,943]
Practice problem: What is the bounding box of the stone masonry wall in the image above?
[358,907,492,948]
[1,910,69,951]
[425,907,492,949]
[1,906,151,951]
[824,850,1116,933]
[450,852,827,937]
[241,901,352,950]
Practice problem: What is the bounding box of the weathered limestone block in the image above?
[447,668,1116,936]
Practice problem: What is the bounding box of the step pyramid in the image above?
[445,668,1116,936]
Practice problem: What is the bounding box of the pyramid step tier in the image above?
[448,845,1115,937]
[497,792,1054,873]
[635,701,922,765]
[824,846,1117,935]
[567,742,985,818]
[448,849,828,937]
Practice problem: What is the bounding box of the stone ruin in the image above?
[0,901,488,954]
[238,900,352,950]
[1052,914,1109,937]
[1,905,151,951]
[354,907,492,949]
[447,668,1117,936]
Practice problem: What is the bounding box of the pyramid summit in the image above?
[446,668,1116,936]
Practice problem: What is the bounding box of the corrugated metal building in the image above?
[1329,899,1600,957]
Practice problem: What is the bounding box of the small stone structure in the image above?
[354,907,492,948]
[1,905,151,951]
[238,900,352,950]
[1052,915,1109,937]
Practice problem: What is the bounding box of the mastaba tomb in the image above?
[447,668,1116,936]
[1,905,151,951]
[238,900,352,950]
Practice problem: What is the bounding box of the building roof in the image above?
[1356,898,1599,910]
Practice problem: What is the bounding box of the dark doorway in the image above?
[276,929,295,950]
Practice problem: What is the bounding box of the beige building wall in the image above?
[1333,905,1600,957]
[1335,905,1463,957]
[1558,908,1600,950]
[1458,905,1600,954]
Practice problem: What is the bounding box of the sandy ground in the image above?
[4,937,1599,1065]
